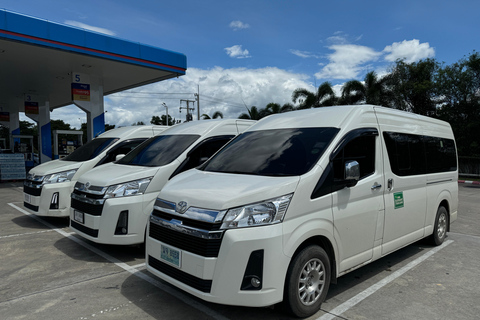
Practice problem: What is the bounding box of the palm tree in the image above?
[201,111,224,120]
[292,81,338,109]
[238,106,264,120]
[263,102,296,116]
[341,71,393,106]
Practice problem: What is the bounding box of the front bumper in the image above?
[146,222,290,307]
[23,181,73,217]
[70,192,157,245]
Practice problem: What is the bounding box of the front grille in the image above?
[24,184,42,196]
[70,220,99,237]
[148,255,212,293]
[149,221,223,257]
[24,202,39,212]
[152,209,222,231]
[71,198,104,216]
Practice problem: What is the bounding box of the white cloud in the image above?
[225,45,251,59]
[290,49,320,59]
[229,20,250,31]
[383,39,435,63]
[97,67,313,126]
[64,20,116,36]
[315,44,382,79]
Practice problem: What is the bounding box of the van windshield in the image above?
[202,127,339,176]
[62,138,118,162]
[117,135,200,167]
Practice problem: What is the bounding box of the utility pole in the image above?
[194,85,200,121]
[162,102,168,126]
[179,99,195,122]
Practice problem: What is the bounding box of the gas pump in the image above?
[53,130,83,159]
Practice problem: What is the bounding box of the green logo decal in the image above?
[394,192,404,209]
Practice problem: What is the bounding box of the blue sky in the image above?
[3,0,480,127]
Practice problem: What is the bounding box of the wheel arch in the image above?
[290,235,338,284]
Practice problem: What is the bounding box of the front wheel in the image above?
[284,245,331,318]
[430,206,448,246]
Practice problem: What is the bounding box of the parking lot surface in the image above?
[1,182,479,320]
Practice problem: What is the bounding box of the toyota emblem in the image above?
[176,201,188,214]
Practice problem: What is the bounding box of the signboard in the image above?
[71,73,91,102]
[24,95,39,115]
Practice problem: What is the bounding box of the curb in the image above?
[458,180,480,185]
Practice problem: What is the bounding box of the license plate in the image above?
[24,193,31,204]
[160,244,181,268]
[74,210,84,224]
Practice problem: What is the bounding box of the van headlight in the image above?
[43,169,78,184]
[220,194,293,229]
[104,178,152,199]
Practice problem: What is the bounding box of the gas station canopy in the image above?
[0,9,186,163]
[0,9,186,110]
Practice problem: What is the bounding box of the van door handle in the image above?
[387,178,394,191]
[371,183,382,190]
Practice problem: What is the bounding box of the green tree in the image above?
[201,111,224,119]
[292,82,338,109]
[436,52,480,156]
[151,115,174,126]
[387,59,439,115]
[341,71,393,107]
[263,102,295,115]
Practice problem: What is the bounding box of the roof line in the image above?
[0,29,186,73]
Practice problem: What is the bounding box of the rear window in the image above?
[62,138,118,162]
[202,128,339,176]
[117,135,200,167]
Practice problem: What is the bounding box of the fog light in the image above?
[241,250,264,291]
[115,210,128,235]
[50,192,59,209]
[251,277,261,288]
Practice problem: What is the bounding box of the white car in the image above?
[70,119,255,245]
[23,125,167,217]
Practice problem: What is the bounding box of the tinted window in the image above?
[383,132,426,176]
[202,128,339,176]
[117,135,199,167]
[170,136,234,178]
[97,139,147,165]
[383,132,457,176]
[424,137,457,173]
[62,138,118,162]
[333,135,376,180]
[312,129,377,199]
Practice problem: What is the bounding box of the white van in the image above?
[23,125,167,217]
[145,105,458,318]
[69,119,255,245]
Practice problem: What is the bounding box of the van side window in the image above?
[424,137,457,173]
[383,132,425,176]
[312,129,376,199]
[96,139,147,166]
[170,135,234,179]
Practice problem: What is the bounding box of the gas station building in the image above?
[0,9,186,168]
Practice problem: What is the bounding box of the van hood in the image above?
[29,160,82,176]
[77,163,159,187]
[159,169,300,211]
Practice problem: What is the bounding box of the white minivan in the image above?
[145,105,458,318]
[23,125,166,217]
[70,119,255,245]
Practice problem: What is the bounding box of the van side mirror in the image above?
[344,160,360,187]
[115,154,126,161]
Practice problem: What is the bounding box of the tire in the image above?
[284,245,331,318]
[430,206,448,246]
